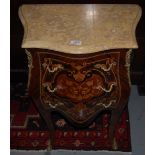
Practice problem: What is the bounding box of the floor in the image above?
[10,85,145,155]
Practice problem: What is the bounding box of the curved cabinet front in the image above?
[26,49,131,126]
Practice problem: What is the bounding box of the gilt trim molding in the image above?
[25,49,34,88]
[125,49,132,86]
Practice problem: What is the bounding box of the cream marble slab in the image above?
[19,4,142,54]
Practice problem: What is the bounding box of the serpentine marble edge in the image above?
[19,4,142,54]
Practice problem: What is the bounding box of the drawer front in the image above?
[37,51,121,124]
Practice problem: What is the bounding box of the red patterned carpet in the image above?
[10,84,131,151]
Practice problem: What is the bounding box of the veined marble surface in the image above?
[19,4,142,54]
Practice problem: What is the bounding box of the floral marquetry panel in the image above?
[27,49,130,125]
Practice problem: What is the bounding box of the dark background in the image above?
[10,0,145,95]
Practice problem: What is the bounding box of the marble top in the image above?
[19,4,142,54]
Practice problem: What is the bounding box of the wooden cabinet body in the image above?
[26,48,131,149]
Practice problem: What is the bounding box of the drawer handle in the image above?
[97,100,116,108]
[96,83,116,93]
[47,65,63,73]
[49,103,58,109]
[94,61,116,72]
[47,86,57,93]
[42,58,64,73]
[48,102,64,109]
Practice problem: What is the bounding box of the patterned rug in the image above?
[10,83,131,151]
